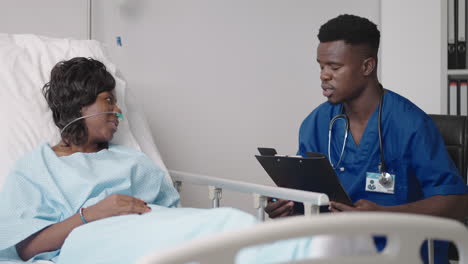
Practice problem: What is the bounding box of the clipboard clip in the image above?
[257,147,277,156]
[258,148,325,159]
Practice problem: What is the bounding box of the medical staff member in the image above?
[265,14,468,264]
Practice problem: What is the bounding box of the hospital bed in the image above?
[138,213,468,264]
[0,34,466,264]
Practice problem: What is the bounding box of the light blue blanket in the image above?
[0,143,313,263]
[57,205,313,264]
[0,143,180,262]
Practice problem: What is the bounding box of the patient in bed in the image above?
[0,57,315,264]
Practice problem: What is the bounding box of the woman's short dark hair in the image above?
[42,57,116,146]
[318,14,380,57]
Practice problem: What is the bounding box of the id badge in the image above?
[365,172,395,194]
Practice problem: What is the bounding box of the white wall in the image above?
[0,0,449,214]
[380,0,446,114]
[92,0,380,214]
[0,0,87,39]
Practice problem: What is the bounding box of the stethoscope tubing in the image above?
[328,114,349,169]
[328,92,386,173]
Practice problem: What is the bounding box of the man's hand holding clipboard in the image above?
[329,199,381,212]
[256,147,354,216]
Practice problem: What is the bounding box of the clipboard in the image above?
[255,147,353,212]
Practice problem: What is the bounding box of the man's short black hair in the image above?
[42,57,116,146]
[318,14,380,57]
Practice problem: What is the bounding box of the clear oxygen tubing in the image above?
[60,112,124,134]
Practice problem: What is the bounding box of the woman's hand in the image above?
[84,194,152,222]
[16,194,151,260]
[264,198,295,218]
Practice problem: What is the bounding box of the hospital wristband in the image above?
[79,207,88,224]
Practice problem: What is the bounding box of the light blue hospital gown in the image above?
[0,143,313,264]
[0,143,179,262]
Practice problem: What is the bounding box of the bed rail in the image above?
[169,170,329,220]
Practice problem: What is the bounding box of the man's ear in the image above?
[362,57,376,76]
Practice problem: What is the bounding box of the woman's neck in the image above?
[52,141,108,156]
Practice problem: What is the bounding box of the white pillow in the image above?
[0,34,141,190]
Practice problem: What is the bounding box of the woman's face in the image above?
[80,90,122,144]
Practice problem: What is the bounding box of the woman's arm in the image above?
[16,194,151,261]
[16,212,85,260]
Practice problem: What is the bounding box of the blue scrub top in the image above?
[298,89,468,263]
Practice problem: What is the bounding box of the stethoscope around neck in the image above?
[327,92,393,187]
